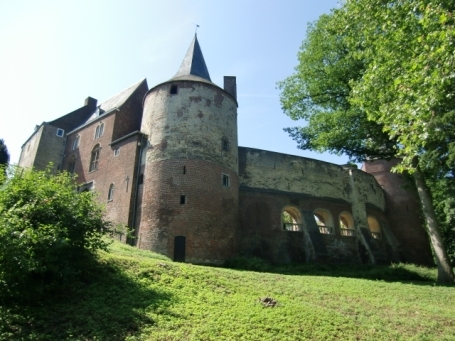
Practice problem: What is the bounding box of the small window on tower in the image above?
[180,195,186,204]
[222,137,230,151]
[56,128,64,137]
[170,85,178,95]
[222,174,230,187]
[183,166,186,174]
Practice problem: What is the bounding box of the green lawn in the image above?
[1,240,454,340]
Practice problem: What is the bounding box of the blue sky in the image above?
[0,0,345,165]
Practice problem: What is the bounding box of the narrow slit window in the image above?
[108,184,114,201]
[180,195,186,204]
[170,85,178,95]
[183,166,186,174]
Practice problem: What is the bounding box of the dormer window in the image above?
[94,106,103,117]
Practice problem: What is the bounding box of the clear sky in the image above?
[0,0,346,165]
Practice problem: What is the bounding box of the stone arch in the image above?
[314,208,334,234]
[282,205,303,231]
[368,216,382,239]
[339,211,355,237]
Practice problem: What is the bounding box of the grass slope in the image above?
[1,240,454,341]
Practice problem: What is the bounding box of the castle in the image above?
[19,35,433,266]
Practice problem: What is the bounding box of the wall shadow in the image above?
[223,257,445,287]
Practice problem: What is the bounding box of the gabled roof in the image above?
[48,97,97,132]
[84,78,147,124]
[171,34,212,82]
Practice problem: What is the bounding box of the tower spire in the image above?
[172,34,211,82]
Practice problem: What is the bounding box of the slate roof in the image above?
[48,98,97,133]
[84,78,147,124]
[171,34,212,82]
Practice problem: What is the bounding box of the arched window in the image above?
[108,184,114,201]
[95,123,104,139]
[72,135,80,150]
[68,155,76,173]
[282,206,303,231]
[314,209,334,234]
[368,216,382,239]
[339,211,355,237]
[89,144,100,172]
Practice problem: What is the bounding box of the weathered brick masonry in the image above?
[18,35,434,266]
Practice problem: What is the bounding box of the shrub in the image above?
[0,166,111,299]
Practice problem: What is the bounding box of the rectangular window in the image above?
[114,148,120,156]
[222,138,229,151]
[170,85,178,95]
[183,166,186,174]
[222,174,230,187]
[180,195,186,204]
[56,128,64,137]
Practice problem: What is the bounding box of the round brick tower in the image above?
[138,34,239,264]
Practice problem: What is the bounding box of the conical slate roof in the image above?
[172,34,211,82]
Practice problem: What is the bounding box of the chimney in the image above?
[224,76,237,101]
[84,97,98,108]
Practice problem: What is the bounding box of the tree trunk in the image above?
[412,159,454,284]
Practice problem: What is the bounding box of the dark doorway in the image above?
[174,236,186,262]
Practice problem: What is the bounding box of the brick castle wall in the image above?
[362,159,433,265]
[138,159,239,264]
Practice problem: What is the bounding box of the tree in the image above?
[0,138,9,167]
[279,1,455,283]
[278,14,397,163]
[0,166,111,299]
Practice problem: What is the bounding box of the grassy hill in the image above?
[1,240,454,340]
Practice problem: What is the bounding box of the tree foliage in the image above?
[279,0,455,283]
[0,166,111,299]
[0,139,9,167]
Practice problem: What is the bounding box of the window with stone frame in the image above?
[72,135,80,150]
[89,144,101,172]
[222,174,230,187]
[95,123,104,139]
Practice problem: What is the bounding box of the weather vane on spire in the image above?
[192,23,200,35]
